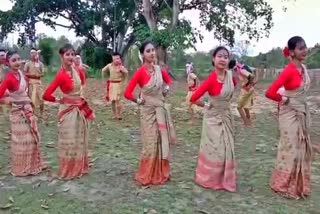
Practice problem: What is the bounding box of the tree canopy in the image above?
[0,0,293,64]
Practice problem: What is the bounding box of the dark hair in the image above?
[59,43,75,55]
[287,36,305,51]
[112,52,121,58]
[139,41,154,54]
[0,49,6,53]
[228,59,236,69]
[212,46,230,66]
[6,50,18,60]
[30,47,37,51]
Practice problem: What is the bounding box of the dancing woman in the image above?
[186,68,200,123]
[190,46,237,192]
[124,41,175,186]
[265,36,312,199]
[229,59,255,126]
[43,44,94,180]
[0,51,45,176]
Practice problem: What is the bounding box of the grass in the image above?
[0,79,319,214]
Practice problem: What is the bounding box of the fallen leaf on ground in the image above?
[8,196,14,203]
[41,204,49,209]
[63,187,70,192]
[0,203,13,209]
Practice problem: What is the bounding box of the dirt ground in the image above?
[0,77,319,214]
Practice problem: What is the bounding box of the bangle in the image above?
[137,98,143,105]
[204,102,210,108]
[164,85,170,91]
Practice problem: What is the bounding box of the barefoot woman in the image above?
[266,36,312,199]
[0,51,45,176]
[124,41,175,185]
[190,46,237,192]
[43,44,94,180]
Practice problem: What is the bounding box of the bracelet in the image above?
[164,85,170,91]
[137,98,144,105]
[204,102,211,108]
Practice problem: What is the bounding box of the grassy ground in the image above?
[0,78,319,214]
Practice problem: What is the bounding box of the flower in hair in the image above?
[283,47,290,58]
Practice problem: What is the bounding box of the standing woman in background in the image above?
[43,44,95,180]
[190,46,237,192]
[265,36,312,199]
[0,51,45,176]
[124,41,175,186]
[186,68,200,124]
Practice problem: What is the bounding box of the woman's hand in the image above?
[280,96,290,105]
[136,97,145,105]
[162,85,170,97]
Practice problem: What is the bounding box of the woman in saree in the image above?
[43,44,94,180]
[186,69,200,123]
[0,51,45,176]
[265,36,312,199]
[190,46,237,192]
[124,41,175,186]
[229,59,255,126]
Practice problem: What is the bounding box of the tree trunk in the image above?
[156,45,167,67]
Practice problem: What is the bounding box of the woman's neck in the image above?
[144,62,153,70]
[12,68,19,74]
[63,64,72,71]
[216,68,225,75]
[292,58,302,69]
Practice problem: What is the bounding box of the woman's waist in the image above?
[108,79,122,83]
[62,96,85,105]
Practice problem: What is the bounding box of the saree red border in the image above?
[195,153,237,192]
[135,159,170,186]
[270,169,310,199]
[58,156,89,180]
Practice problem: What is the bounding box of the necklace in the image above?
[216,71,225,82]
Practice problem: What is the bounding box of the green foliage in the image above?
[81,41,111,70]
[135,20,202,50]
[0,0,138,54]
[241,44,320,69]
[305,45,320,69]
[242,48,288,69]
[38,37,55,67]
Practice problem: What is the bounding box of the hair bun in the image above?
[283,47,290,58]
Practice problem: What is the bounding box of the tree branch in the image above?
[171,0,180,29]
[142,0,157,31]
[180,0,207,11]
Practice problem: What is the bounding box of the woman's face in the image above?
[213,49,229,70]
[74,56,81,66]
[0,51,6,64]
[61,49,75,67]
[291,40,307,61]
[8,54,21,71]
[143,43,156,63]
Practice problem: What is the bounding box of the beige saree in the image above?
[186,72,200,113]
[270,65,312,199]
[57,68,93,180]
[195,70,236,192]
[25,61,44,109]
[135,65,176,185]
[238,69,254,109]
[10,71,44,176]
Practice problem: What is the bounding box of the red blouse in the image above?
[0,71,20,98]
[190,70,237,103]
[43,67,86,102]
[124,65,172,100]
[265,62,303,102]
